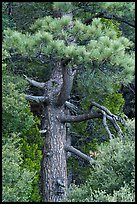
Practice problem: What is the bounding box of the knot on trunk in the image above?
[55,177,65,195]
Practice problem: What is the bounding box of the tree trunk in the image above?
[42,105,68,202]
[25,61,75,202]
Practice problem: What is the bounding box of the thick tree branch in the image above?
[56,11,76,106]
[23,75,45,89]
[61,58,71,67]
[56,64,76,106]
[60,111,102,123]
[25,95,49,104]
[64,145,95,164]
[106,14,135,28]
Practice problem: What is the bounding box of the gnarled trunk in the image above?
[25,60,76,202]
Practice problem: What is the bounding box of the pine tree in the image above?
[3,2,135,202]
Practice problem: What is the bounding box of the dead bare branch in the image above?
[90,101,123,136]
[106,115,123,136]
[91,101,116,118]
[23,74,46,89]
[64,145,95,164]
[25,94,49,104]
[100,110,113,140]
[60,111,102,123]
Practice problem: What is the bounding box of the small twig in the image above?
[65,101,78,114]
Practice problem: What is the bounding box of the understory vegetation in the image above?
[65,120,135,202]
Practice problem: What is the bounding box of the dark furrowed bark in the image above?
[42,106,68,202]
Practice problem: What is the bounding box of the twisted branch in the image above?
[61,101,124,137]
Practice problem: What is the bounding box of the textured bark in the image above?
[56,64,76,106]
[40,11,77,201]
[42,106,68,202]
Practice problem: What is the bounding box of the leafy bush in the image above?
[65,183,135,202]
[2,51,43,201]
[88,137,135,194]
[2,134,35,202]
[65,122,135,202]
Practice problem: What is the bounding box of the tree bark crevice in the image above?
[42,106,68,202]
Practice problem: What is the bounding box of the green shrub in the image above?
[2,134,35,202]
[88,137,135,194]
[65,122,135,202]
[2,55,43,201]
[65,183,135,202]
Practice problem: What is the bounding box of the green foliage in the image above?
[75,69,125,142]
[124,119,135,142]
[100,2,135,19]
[69,68,126,182]
[65,124,135,202]
[2,2,15,30]
[2,48,10,75]
[2,74,34,134]
[2,51,43,201]
[2,133,35,202]
[3,10,134,84]
[73,2,135,20]
[53,2,73,12]
[11,2,53,31]
[89,138,135,193]
[2,2,135,201]
[65,183,135,202]
[73,2,135,45]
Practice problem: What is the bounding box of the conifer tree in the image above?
[3,2,135,202]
